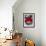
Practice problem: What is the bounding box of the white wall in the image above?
[13,0,41,46]
[0,0,46,46]
[41,0,46,46]
[0,0,16,29]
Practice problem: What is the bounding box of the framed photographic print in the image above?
[23,13,35,28]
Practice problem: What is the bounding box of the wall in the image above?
[0,0,16,38]
[41,0,46,46]
[0,0,46,46]
[13,0,41,46]
[0,0,16,30]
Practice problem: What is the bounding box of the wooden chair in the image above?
[14,33,23,46]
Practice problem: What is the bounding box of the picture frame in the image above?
[23,13,35,28]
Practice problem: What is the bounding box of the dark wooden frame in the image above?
[23,13,35,28]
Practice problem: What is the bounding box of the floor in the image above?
[0,39,16,46]
[0,33,23,46]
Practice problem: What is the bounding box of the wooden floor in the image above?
[0,39,16,46]
[0,33,23,46]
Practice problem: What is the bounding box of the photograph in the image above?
[23,13,35,28]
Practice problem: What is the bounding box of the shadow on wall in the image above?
[12,0,41,46]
